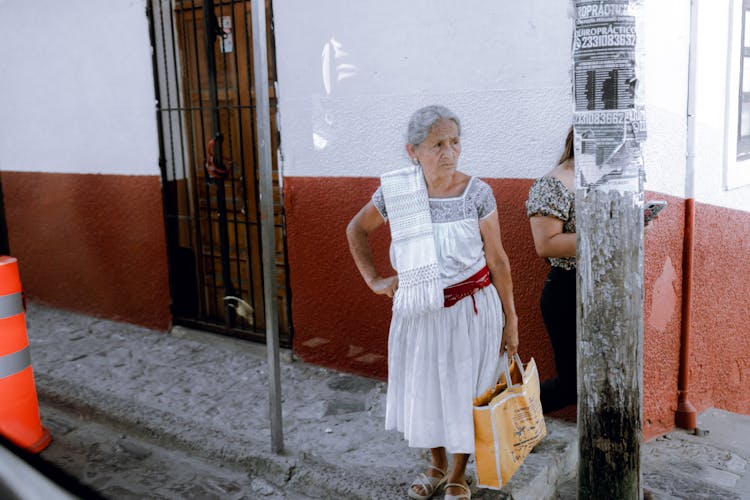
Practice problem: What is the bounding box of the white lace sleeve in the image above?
[472,179,497,220]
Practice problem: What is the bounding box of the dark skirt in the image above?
[539,266,577,412]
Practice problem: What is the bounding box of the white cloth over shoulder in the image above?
[380,166,443,315]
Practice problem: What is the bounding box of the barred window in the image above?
[737,0,750,160]
[726,0,750,189]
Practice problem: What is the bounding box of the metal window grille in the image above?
[737,0,750,160]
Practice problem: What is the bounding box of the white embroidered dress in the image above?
[372,176,506,454]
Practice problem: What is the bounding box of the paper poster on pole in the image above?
[574,109,646,187]
[573,0,646,188]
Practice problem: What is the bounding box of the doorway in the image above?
[148,0,291,345]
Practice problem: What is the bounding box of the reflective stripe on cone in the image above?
[0,347,31,379]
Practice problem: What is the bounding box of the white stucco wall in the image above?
[1,0,744,212]
[641,0,690,200]
[273,0,573,180]
[0,0,159,176]
[273,0,692,202]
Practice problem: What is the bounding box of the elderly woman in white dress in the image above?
[346,105,519,500]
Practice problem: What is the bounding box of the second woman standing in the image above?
[526,127,577,413]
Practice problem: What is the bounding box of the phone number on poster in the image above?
[575,111,644,125]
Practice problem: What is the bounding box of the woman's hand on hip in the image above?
[500,318,519,359]
[369,275,399,298]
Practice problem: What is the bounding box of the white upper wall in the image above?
[0,0,159,176]
[273,0,691,203]
[273,0,573,180]
[1,0,744,212]
[641,0,690,200]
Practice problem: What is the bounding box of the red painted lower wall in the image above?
[643,195,685,437]
[689,204,750,416]
[283,176,553,379]
[2,171,171,330]
[5,170,745,440]
[284,177,392,372]
[284,176,749,440]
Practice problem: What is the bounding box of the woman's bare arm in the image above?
[528,215,576,258]
[346,201,398,297]
[479,210,519,358]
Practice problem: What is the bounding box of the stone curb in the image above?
[500,419,578,499]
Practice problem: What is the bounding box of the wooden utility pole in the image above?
[572,1,646,498]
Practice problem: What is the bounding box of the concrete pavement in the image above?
[21,303,750,499]
[553,408,750,499]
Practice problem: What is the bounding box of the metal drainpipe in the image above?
[676,0,699,431]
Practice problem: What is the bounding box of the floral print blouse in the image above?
[525,175,576,270]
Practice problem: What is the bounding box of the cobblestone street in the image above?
[39,403,310,500]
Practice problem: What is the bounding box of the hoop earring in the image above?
[411,157,419,166]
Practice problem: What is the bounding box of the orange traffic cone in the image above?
[0,256,51,453]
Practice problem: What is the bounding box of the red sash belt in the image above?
[443,266,492,314]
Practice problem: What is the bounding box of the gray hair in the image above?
[406,105,461,147]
